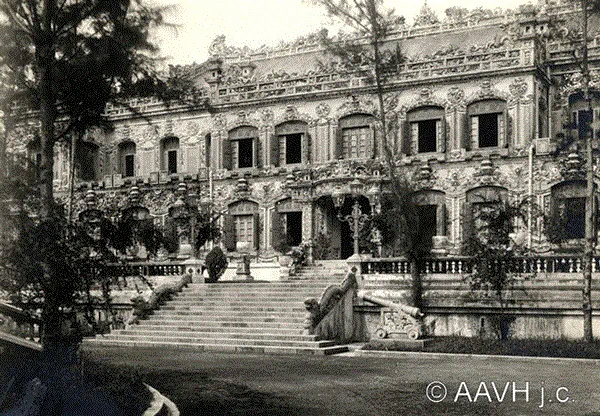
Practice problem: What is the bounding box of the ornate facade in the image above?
[6,1,600,260]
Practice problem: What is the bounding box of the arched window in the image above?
[273,121,308,166]
[569,91,600,141]
[119,141,136,178]
[227,126,259,170]
[407,106,445,154]
[338,114,374,159]
[161,137,179,174]
[467,99,506,149]
[224,200,259,251]
[413,190,446,242]
[26,139,42,180]
[75,141,99,181]
[550,181,588,240]
[272,198,303,250]
[464,186,508,240]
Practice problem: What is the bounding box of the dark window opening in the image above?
[564,197,585,239]
[478,113,499,148]
[285,211,302,246]
[205,134,211,168]
[167,150,177,174]
[124,154,135,177]
[417,204,437,241]
[238,138,253,168]
[285,134,302,164]
[576,110,593,140]
[76,144,97,181]
[418,120,437,153]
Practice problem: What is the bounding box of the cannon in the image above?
[358,291,425,340]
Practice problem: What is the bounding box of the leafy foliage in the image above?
[204,247,228,283]
[462,200,528,299]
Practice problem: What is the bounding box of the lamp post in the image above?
[333,180,370,258]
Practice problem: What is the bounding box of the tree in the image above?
[462,199,534,339]
[0,0,172,348]
[309,0,430,308]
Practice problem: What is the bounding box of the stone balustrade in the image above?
[361,255,600,275]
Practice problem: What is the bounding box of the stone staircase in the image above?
[86,260,350,355]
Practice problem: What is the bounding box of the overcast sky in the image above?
[151,0,535,66]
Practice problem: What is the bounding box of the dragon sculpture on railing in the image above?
[303,267,357,335]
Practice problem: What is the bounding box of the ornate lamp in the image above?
[332,187,345,209]
[367,183,381,214]
[349,178,363,197]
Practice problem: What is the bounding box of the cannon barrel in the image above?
[358,292,424,318]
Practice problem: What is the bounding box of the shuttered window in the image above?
[235,215,254,244]
[342,126,370,159]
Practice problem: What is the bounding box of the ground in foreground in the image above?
[86,346,600,416]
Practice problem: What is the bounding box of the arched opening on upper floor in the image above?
[160,136,180,175]
[467,99,507,149]
[407,106,445,154]
[337,113,374,160]
[273,121,308,166]
[119,141,136,178]
[75,140,99,181]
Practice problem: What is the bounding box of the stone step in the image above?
[112,329,316,341]
[140,320,304,329]
[127,324,304,333]
[94,334,335,348]
[149,313,306,322]
[84,339,349,355]
[172,296,313,302]
[161,302,306,309]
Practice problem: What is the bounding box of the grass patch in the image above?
[363,336,600,359]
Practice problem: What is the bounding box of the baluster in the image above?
[458,260,463,274]
[568,258,574,273]
[450,261,456,274]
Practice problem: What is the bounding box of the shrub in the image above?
[205,247,228,283]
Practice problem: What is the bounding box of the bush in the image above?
[205,247,228,283]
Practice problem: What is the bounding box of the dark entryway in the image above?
[285,211,303,247]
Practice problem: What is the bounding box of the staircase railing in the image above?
[303,267,358,343]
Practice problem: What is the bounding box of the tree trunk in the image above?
[38,0,60,347]
[410,258,423,310]
[582,0,594,343]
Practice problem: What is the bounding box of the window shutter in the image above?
[369,125,376,158]
[302,133,311,164]
[186,145,200,173]
[334,126,343,159]
[462,201,473,242]
[253,212,260,250]
[499,113,506,148]
[471,116,479,149]
[410,122,419,153]
[223,214,236,251]
[439,203,447,236]
[461,112,471,150]
[138,149,155,178]
[438,118,446,153]
[253,138,261,168]
[222,138,232,170]
[401,119,411,155]
[271,210,283,251]
[270,134,280,167]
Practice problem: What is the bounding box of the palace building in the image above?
[6,0,600,343]
[5,1,600,259]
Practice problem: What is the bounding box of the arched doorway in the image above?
[314,195,371,260]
